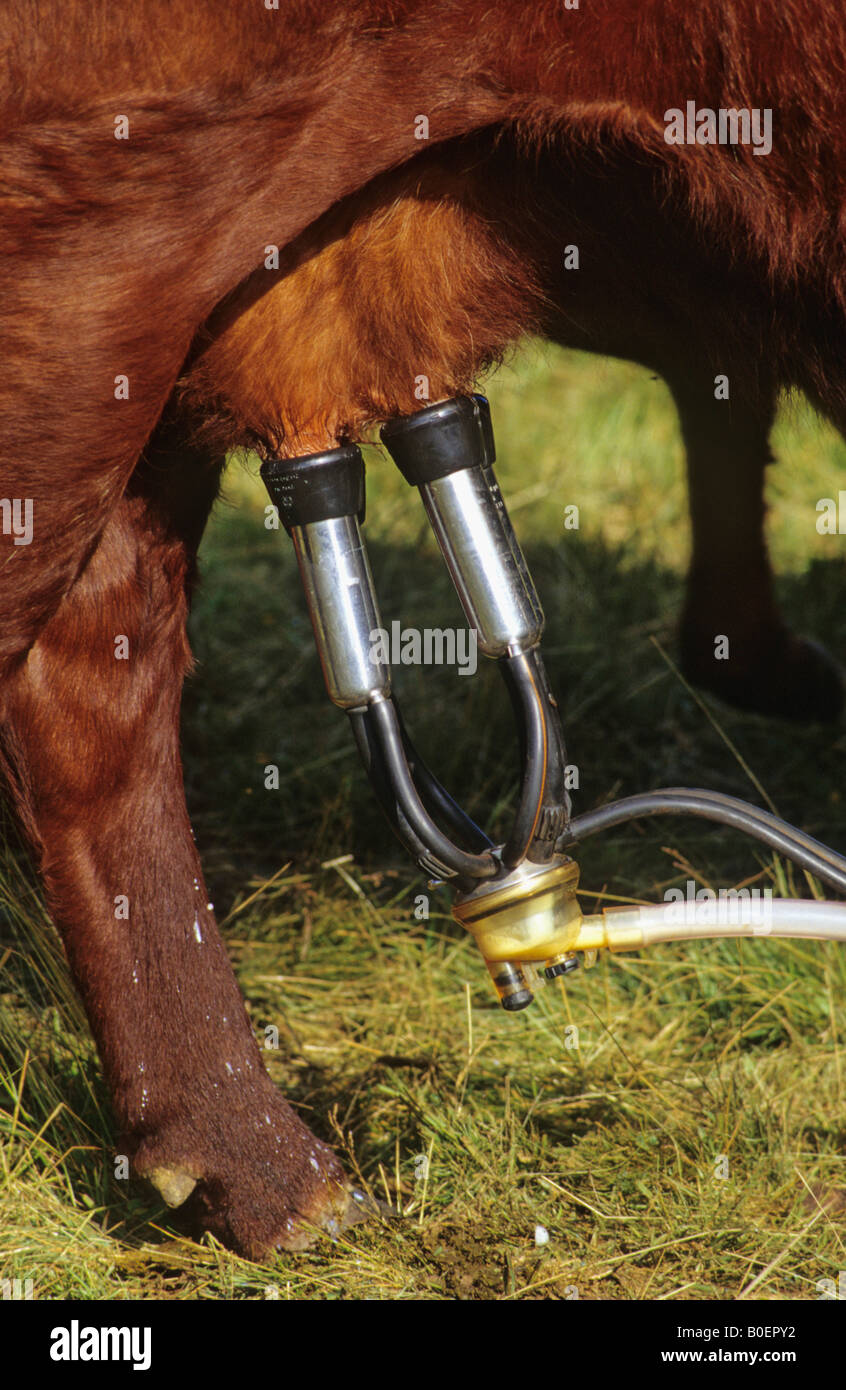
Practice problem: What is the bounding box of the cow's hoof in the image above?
[186,1163,393,1259]
[130,1084,391,1260]
[176,1139,361,1259]
[679,626,845,723]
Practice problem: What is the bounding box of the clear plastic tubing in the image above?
[583,898,846,948]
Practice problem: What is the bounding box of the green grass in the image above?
[1,343,845,1299]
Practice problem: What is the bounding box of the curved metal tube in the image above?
[379,395,572,874]
[499,651,547,868]
[346,652,557,882]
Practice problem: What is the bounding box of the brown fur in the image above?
[1,1,844,1256]
[181,152,547,455]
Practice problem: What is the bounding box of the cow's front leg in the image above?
[668,375,844,722]
[0,471,354,1259]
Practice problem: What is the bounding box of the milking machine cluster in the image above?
[262,395,846,1010]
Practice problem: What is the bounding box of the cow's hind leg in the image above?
[667,375,844,722]
[0,421,353,1258]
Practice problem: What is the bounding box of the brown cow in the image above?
[1,1,844,1256]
